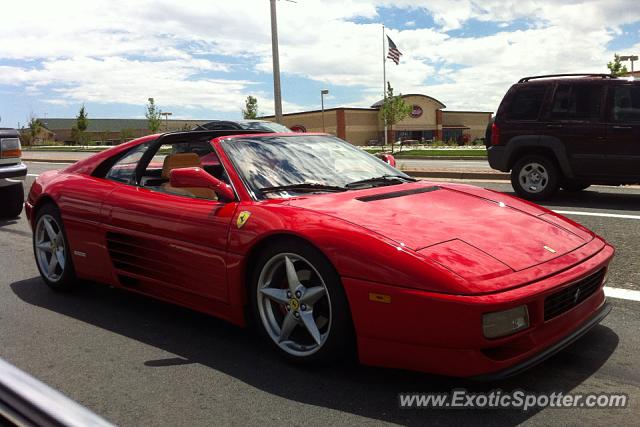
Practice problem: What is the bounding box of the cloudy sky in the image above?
[1,0,639,128]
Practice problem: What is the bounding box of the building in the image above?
[38,93,492,146]
[263,94,493,145]
[39,118,210,143]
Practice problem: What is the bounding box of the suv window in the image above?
[613,85,640,122]
[550,84,603,121]
[505,85,547,121]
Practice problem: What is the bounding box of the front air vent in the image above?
[544,268,606,321]
[356,186,440,202]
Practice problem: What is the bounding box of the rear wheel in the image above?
[0,182,24,218]
[511,155,559,201]
[249,239,354,364]
[33,204,77,291]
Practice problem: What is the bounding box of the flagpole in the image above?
[382,24,388,147]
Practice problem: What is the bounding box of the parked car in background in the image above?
[0,128,26,218]
[486,74,640,200]
[194,120,396,166]
[195,119,292,133]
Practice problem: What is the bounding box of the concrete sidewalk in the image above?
[23,153,510,181]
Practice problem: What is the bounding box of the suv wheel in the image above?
[0,182,24,218]
[561,181,590,192]
[511,155,559,201]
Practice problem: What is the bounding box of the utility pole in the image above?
[270,0,283,123]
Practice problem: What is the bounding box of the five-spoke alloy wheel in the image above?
[250,239,353,364]
[33,204,76,291]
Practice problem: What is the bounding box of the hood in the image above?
[288,182,590,272]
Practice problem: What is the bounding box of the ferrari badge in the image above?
[236,211,251,229]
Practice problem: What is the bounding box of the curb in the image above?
[396,156,487,160]
[23,158,78,164]
[404,169,509,181]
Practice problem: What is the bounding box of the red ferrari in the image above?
[26,130,614,379]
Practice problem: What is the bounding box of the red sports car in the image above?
[26,130,614,379]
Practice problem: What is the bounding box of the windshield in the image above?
[239,121,292,133]
[222,135,409,198]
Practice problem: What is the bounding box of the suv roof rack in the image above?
[518,74,615,83]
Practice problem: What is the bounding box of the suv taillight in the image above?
[490,123,500,146]
[0,138,22,159]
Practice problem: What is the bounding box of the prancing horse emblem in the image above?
[236,211,251,229]
[573,288,581,304]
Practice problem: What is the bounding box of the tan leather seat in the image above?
[161,153,218,200]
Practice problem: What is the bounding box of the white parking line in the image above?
[605,286,640,302]
[27,174,39,177]
[553,210,640,220]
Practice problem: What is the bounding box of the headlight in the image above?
[0,138,22,159]
[483,305,529,339]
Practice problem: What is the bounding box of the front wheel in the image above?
[33,204,77,291]
[511,155,559,201]
[249,239,354,364]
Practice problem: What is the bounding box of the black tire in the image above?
[249,238,355,365]
[562,181,590,192]
[0,182,24,218]
[511,155,560,201]
[32,203,78,292]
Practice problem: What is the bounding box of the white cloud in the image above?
[0,0,638,119]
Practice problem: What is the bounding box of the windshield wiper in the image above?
[259,183,348,194]
[345,174,417,189]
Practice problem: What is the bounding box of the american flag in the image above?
[386,36,402,65]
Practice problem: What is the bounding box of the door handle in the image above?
[612,125,632,130]
[546,124,562,128]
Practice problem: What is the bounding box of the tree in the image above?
[145,97,162,133]
[379,82,411,153]
[607,54,629,77]
[21,115,43,146]
[242,95,259,119]
[120,128,135,143]
[71,104,90,145]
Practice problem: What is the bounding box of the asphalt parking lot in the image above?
[1,161,638,426]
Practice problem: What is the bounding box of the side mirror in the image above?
[169,167,235,201]
[375,153,396,167]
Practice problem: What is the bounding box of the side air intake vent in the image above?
[356,186,440,202]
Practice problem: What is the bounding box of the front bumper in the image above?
[344,242,615,378]
[471,301,611,381]
[0,162,27,182]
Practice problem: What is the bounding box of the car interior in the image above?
[138,142,228,200]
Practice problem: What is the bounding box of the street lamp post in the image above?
[269,0,283,124]
[321,89,329,132]
[620,55,638,73]
[160,112,173,130]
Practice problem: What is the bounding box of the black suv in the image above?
[487,73,640,200]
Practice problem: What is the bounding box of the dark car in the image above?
[486,73,640,200]
[0,128,27,218]
[195,119,292,133]
[194,120,397,166]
